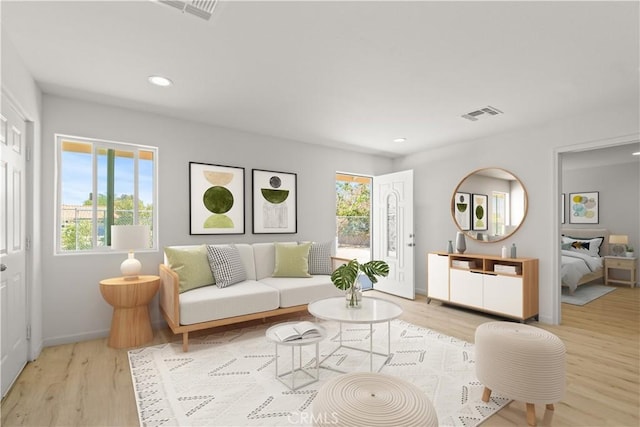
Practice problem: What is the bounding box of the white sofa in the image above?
[159,242,343,351]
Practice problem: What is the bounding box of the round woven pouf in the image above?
[312,372,438,427]
[475,321,566,426]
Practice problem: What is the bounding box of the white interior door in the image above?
[372,170,415,299]
[1,96,28,397]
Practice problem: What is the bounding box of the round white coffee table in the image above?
[308,296,403,372]
[265,321,326,391]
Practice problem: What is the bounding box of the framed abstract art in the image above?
[189,162,245,235]
[471,193,488,231]
[453,192,471,231]
[569,191,599,224]
[252,169,297,234]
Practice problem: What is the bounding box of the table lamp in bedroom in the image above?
[609,235,628,257]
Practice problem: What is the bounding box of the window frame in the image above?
[491,190,509,237]
[54,134,158,255]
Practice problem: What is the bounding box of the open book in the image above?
[273,321,322,342]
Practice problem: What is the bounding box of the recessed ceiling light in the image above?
[393,138,407,143]
[633,152,640,156]
[148,75,173,87]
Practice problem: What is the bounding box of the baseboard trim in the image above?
[43,329,110,348]
[42,320,169,349]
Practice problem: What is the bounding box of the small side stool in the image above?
[312,372,438,427]
[475,321,566,426]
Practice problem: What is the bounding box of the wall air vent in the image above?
[155,0,217,21]
[461,105,503,121]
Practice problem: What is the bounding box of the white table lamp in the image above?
[111,225,149,280]
[609,234,628,257]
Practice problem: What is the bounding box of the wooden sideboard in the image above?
[427,252,539,322]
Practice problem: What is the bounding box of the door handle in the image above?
[407,243,415,247]
[0,264,6,272]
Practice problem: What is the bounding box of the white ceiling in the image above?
[2,0,639,158]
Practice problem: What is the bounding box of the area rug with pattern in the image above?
[128,319,510,426]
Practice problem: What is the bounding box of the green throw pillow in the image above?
[273,242,312,278]
[165,245,215,293]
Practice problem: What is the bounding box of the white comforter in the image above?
[561,250,603,292]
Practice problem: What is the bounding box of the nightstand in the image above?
[99,275,160,348]
[604,256,637,288]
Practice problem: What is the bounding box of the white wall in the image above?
[1,31,43,359]
[394,102,639,324]
[40,95,393,346]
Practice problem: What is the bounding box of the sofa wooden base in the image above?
[160,303,309,351]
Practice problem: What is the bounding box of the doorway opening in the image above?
[335,173,372,288]
[556,138,639,324]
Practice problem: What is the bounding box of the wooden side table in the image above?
[604,256,637,288]
[99,275,160,348]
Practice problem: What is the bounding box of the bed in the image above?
[561,228,609,293]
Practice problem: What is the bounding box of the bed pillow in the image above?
[561,235,604,257]
[301,241,334,275]
[164,245,215,293]
[273,242,312,277]
[206,244,247,288]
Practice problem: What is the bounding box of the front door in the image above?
[1,96,29,397]
[372,170,415,299]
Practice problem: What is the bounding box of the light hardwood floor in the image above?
[2,286,638,426]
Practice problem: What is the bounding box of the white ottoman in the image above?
[475,321,566,426]
[312,372,438,427]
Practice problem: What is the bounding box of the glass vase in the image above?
[345,281,363,308]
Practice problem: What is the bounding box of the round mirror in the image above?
[451,167,528,243]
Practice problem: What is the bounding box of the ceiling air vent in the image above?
[461,105,503,121]
[155,0,217,21]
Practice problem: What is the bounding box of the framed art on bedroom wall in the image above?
[252,169,297,234]
[569,191,599,224]
[189,162,245,235]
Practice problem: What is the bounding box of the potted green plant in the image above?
[626,245,635,258]
[331,259,390,308]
